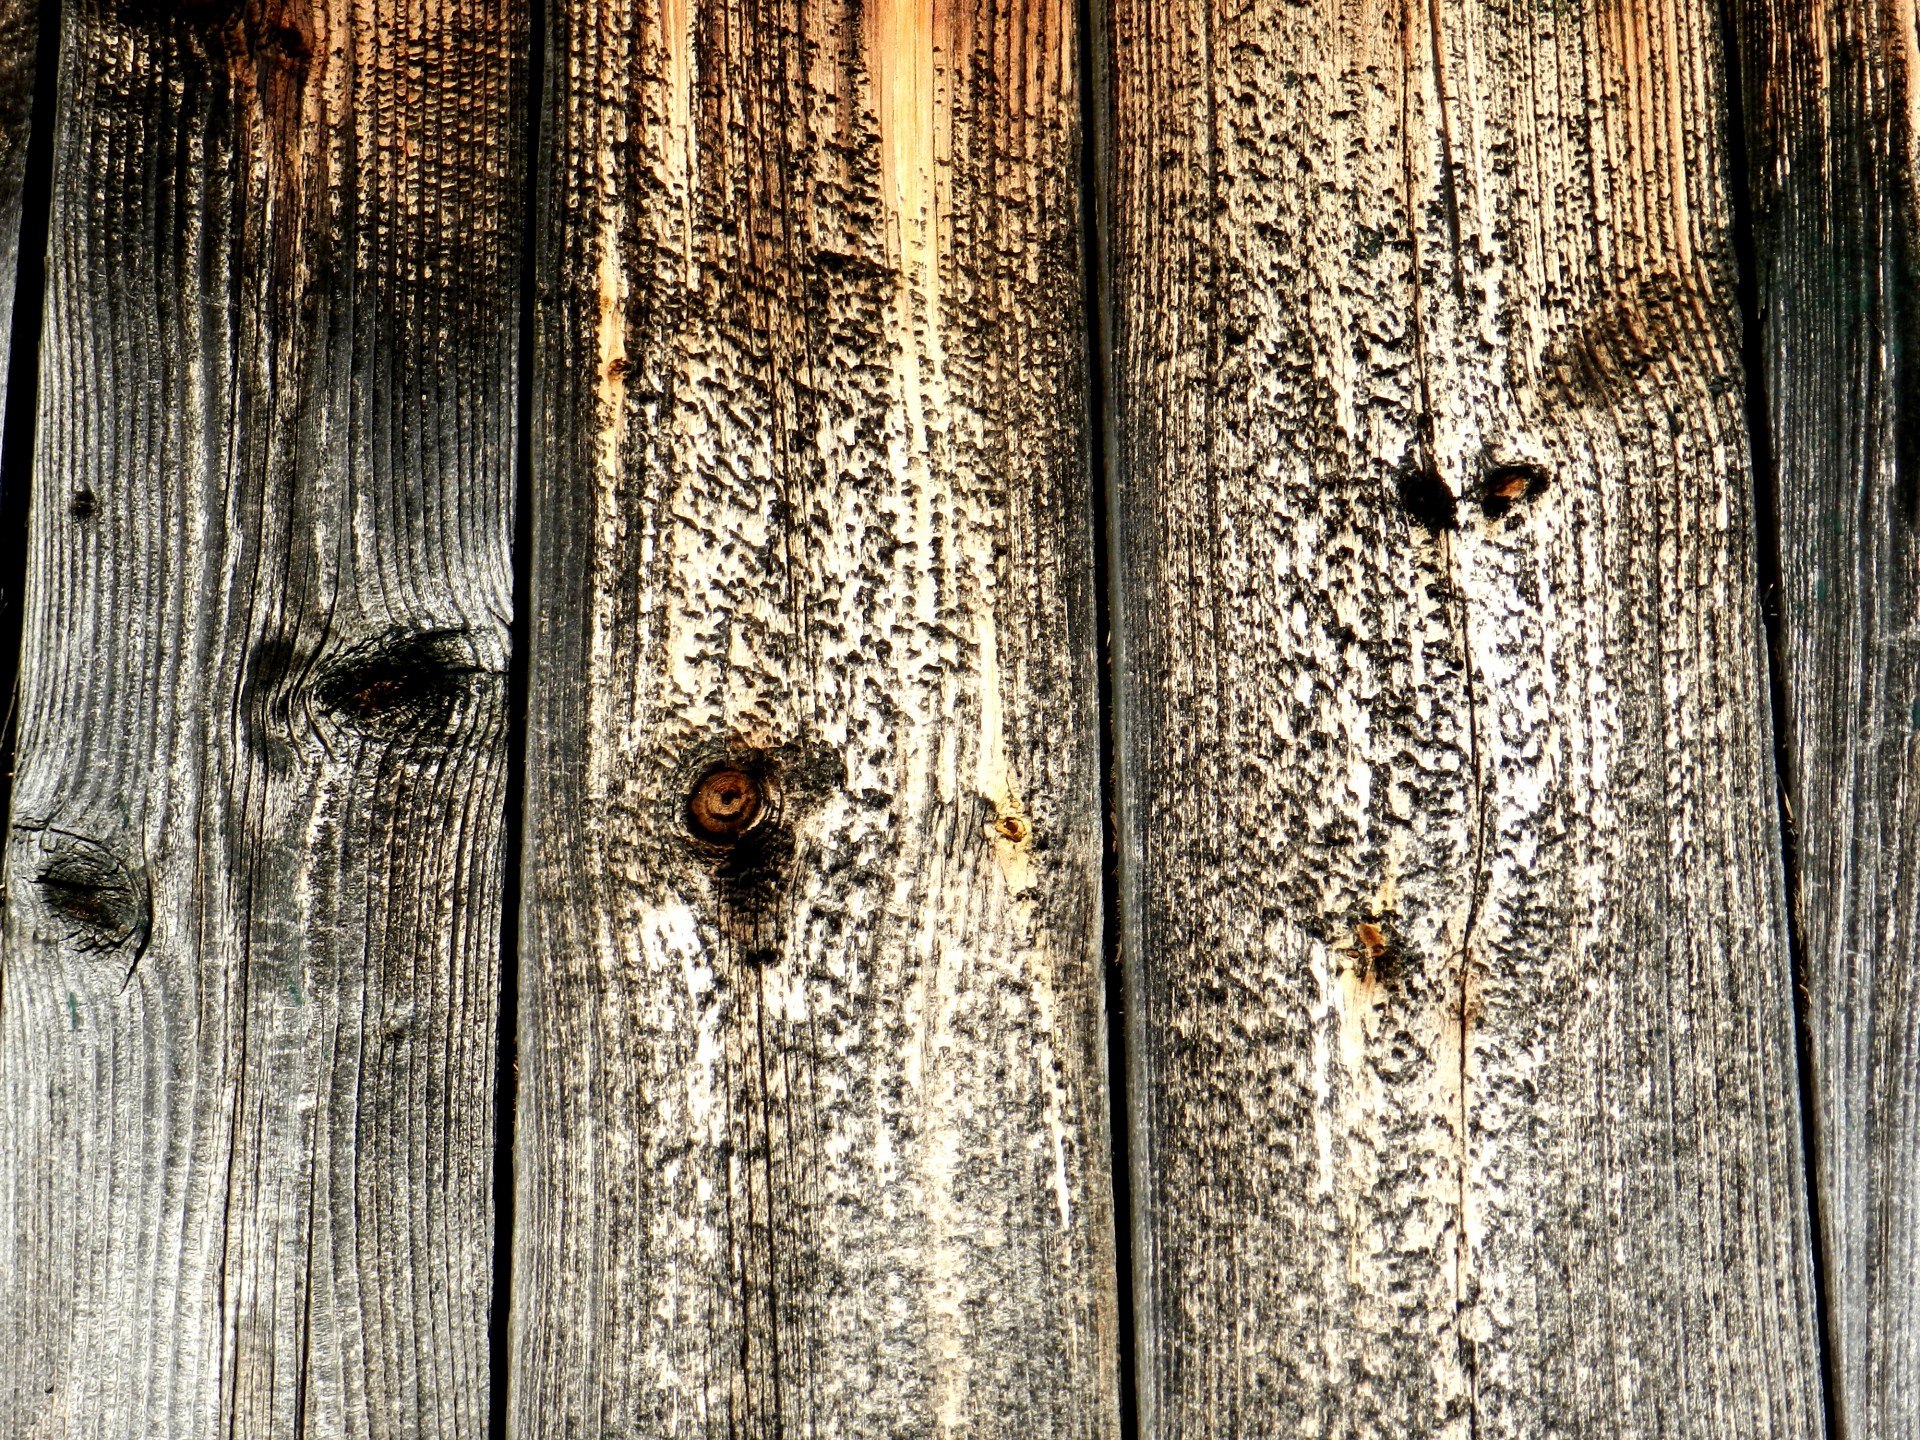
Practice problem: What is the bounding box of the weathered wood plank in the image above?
[1735,1,1920,1433]
[0,1,525,1433]
[508,0,1118,1430]
[0,0,46,870]
[0,0,38,438]
[1101,0,1828,1429]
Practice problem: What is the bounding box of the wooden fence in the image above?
[0,0,1909,1432]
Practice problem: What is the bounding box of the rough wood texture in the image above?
[0,0,36,433]
[507,0,1118,1432]
[1737,1,1920,1433]
[0,1,524,1433]
[1101,0,1828,1428]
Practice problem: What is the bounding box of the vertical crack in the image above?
[488,0,546,1429]
[1398,0,1489,1429]
[1076,0,1138,1428]
[1445,530,1489,1440]
[1075,0,1128,1436]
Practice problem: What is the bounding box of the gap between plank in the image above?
[1076,0,1140,1432]
[489,0,547,1431]
[0,0,64,997]
[1713,3,1842,1436]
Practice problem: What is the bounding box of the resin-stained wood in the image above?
[1101,0,1827,1429]
[0,1,526,1433]
[507,0,1118,1433]
[1737,0,1920,1433]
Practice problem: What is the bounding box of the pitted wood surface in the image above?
[0,1,526,1432]
[0,0,1900,1431]
[508,0,1118,1433]
[1101,0,1828,1430]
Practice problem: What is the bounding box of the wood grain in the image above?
[1101,0,1828,1428]
[506,0,1119,1432]
[0,0,525,1433]
[1736,0,1920,1433]
[0,0,36,436]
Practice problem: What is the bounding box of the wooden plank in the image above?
[0,0,45,985]
[0,1,525,1433]
[508,0,1118,1430]
[1101,0,1829,1429]
[0,0,38,436]
[1734,1,1920,1433]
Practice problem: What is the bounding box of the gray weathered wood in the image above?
[508,0,1119,1431]
[0,1,525,1433]
[1736,1,1920,1434]
[0,0,36,438]
[1101,0,1828,1428]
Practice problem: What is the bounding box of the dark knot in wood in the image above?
[1480,461,1553,518]
[17,827,150,958]
[687,767,765,844]
[311,628,491,744]
[1342,914,1404,986]
[1396,464,1458,534]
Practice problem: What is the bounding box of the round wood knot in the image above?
[994,813,1030,843]
[688,768,765,844]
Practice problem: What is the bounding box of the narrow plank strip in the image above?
[1103,0,1827,1428]
[0,1,525,1432]
[510,0,1118,1430]
[0,0,36,433]
[1737,1,1920,1433]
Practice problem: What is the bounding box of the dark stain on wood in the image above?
[1397,462,1459,533]
[0,0,526,1424]
[1543,272,1723,404]
[313,629,494,745]
[1735,0,1920,1427]
[19,827,149,956]
[1887,59,1920,531]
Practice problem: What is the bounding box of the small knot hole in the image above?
[1342,914,1405,985]
[688,768,765,844]
[1396,465,1458,534]
[1480,462,1552,518]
